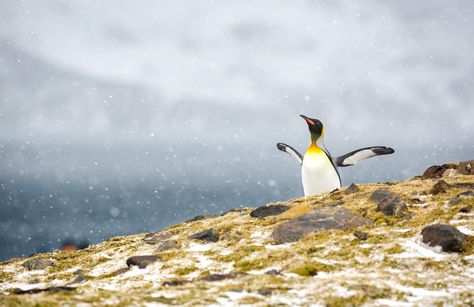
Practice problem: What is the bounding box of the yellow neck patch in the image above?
[306,143,325,156]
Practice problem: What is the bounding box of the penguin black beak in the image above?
[300,114,315,126]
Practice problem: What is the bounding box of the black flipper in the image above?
[276,143,303,165]
[336,146,394,167]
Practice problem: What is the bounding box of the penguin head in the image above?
[300,115,324,142]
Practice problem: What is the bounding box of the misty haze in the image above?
[1,1,474,261]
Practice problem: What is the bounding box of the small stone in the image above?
[443,169,459,177]
[345,183,360,194]
[143,232,172,245]
[429,180,452,195]
[250,204,290,218]
[421,224,466,253]
[369,189,395,202]
[126,255,159,269]
[156,240,179,252]
[258,288,273,296]
[265,269,283,276]
[13,286,75,295]
[200,273,243,281]
[185,215,213,223]
[271,208,373,244]
[220,208,248,216]
[353,231,368,240]
[162,280,191,287]
[188,229,219,243]
[458,190,474,197]
[67,271,87,285]
[448,197,462,205]
[460,205,472,213]
[376,195,408,217]
[22,258,54,271]
[410,198,423,204]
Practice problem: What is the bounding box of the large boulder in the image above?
[421,224,466,253]
[271,208,373,244]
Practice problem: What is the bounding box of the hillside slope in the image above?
[1,161,474,306]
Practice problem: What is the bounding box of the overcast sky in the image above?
[1,0,473,259]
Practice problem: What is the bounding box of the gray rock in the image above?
[200,273,244,281]
[13,286,75,295]
[410,198,423,204]
[449,190,474,205]
[188,229,219,242]
[258,288,273,296]
[376,195,408,217]
[345,183,360,194]
[430,180,452,195]
[162,279,191,287]
[126,255,159,269]
[265,269,283,276]
[185,215,213,223]
[458,190,474,197]
[448,197,462,205]
[421,224,466,253]
[460,205,472,213]
[369,189,394,202]
[271,208,373,244]
[67,270,87,285]
[22,258,54,271]
[155,240,179,252]
[143,232,172,245]
[353,231,368,240]
[250,204,290,218]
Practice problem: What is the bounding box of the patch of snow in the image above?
[193,254,215,270]
[456,226,474,236]
[396,236,454,260]
[375,298,413,306]
[187,242,212,252]
[265,243,294,250]
[247,266,281,275]
[213,291,261,305]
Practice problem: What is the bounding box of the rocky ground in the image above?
[1,161,474,306]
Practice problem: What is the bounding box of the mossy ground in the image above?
[1,174,473,306]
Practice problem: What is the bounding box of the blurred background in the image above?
[1,0,473,261]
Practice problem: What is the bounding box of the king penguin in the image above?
[277,115,394,197]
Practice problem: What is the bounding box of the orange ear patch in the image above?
[305,118,315,126]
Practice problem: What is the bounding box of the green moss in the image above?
[290,261,334,276]
[238,296,262,304]
[174,266,197,275]
[159,250,188,262]
[216,245,264,263]
[324,294,369,306]
[463,235,474,255]
[0,270,14,282]
[144,296,175,304]
[385,244,403,254]
[234,258,267,272]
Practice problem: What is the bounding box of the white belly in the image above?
[302,153,341,196]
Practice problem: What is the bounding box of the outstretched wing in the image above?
[336,146,394,167]
[276,143,303,165]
